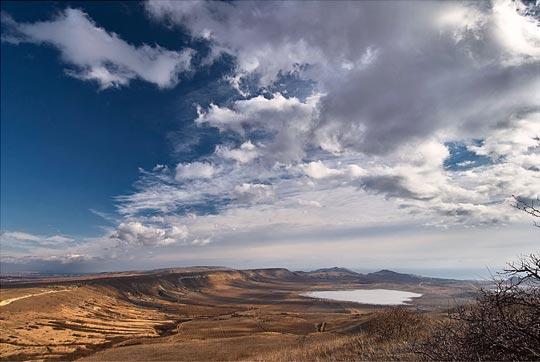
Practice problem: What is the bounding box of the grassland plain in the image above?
[0,267,478,361]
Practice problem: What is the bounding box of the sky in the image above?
[0,0,539,278]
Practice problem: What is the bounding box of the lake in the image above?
[302,289,422,305]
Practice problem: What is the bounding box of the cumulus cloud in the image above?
[110,221,190,246]
[301,161,345,180]
[215,141,259,164]
[196,93,320,163]
[195,93,318,132]
[2,8,193,89]
[148,0,539,156]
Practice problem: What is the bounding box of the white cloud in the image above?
[44,235,74,243]
[435,4,488,42]
[0,231,75,253]
[145,0,540,79]
[114,127,538,251]
[196,93,318,133]
[111,221,189,246]
[148,0,539,156]
[1,231,74,245]
[2,8,193,89]
[215,141,259,164]
[175,161,217,180]
[491,0,540,62]
[301,161,344,180]
[197,93,320,163]
[469,115,540,159]
[191,237,211,246]
[1,231,42,242]
[301,161,369,181]
[233,183,274,203]
[296,199,322,208]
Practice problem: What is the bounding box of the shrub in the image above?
[416,254,540,361]
[364,307,428,342]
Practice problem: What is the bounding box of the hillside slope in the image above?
[0,267,472,361]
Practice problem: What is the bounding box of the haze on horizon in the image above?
[1,0,538,278]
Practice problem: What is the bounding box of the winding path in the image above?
[0,289,72,306]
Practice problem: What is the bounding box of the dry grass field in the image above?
[0,267,478,361]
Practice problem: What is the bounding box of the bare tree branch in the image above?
[512,195,540,228]
[416,253,540,361]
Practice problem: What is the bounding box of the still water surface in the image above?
[302,289,422,305]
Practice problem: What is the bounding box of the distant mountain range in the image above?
[296,267,458,284]
[1,266,463,287]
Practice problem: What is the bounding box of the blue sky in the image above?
[0,1,538,277]
[1,1,228,236]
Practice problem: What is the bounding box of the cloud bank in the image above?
[136,0,540,241]
[2,0,538,272]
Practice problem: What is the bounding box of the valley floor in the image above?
[0,268,477,361]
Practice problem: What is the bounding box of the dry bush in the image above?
[416,253,540,361]
[363,307,431,342]
[250,309,433,362]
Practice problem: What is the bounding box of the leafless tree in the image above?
[416,254,540,361]
[512,195,540,228]
[415,195,540,361]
